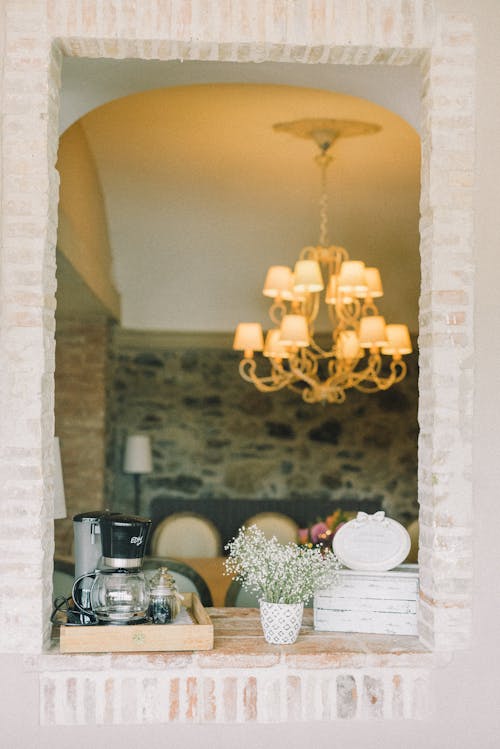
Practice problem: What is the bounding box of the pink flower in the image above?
[297,528,309,544]
[310,522,329,544]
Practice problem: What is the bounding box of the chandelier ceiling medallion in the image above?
[233,118,412,405]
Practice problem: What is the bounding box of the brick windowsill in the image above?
[26,609,448,723]
[30,608,440,669]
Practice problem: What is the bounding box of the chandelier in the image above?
[233,118,412,405]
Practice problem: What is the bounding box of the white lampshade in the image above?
[338,260,368,296]
[358,267,383,298]
[336,330,361,360]
[359,315,388,348]
[325,275,337,305]
[264,328,290,359]
[288,275,306,302]
[123,434,153,474]
[53,437,67,520]
[233,323,264,352]
[279,314,309,347]
[293,259,324,293]
[262,265,293,299]
[381,324,413,355]
[326,275,356,305]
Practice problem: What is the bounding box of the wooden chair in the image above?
[151,512,221,559]
[405,519,419,563]
[243,512,299,545]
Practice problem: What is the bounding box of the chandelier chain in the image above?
[315,151,332,247]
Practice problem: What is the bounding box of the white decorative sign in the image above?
[332,511,411,571]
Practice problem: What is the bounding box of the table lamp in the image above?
[123,434,153,515]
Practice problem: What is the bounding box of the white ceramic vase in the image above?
[259,600,304,644]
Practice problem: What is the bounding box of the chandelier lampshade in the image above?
[234,118,412,404]
[336,330,361,360]
[279,314,310,347]
[360,267,383,298]
[382,324,413,356]
[293,259,324,293]
[337,260,368,296]
[325,274,338,305]
[233,322,264,356]
[264,328,291,359]
[358,315,388,348]
[263,265,294,299]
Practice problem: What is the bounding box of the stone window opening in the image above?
[0,1,474,725]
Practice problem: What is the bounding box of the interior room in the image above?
[54,59,422,600]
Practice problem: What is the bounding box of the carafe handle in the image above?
[72,572,97,618]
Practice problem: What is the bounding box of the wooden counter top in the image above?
[47,607,436,669]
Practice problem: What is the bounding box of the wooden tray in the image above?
[59,593,213,653]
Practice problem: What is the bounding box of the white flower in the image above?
[224,525,340,604]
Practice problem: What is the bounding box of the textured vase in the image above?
[259,600,304,644]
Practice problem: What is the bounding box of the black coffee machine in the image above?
[72,512,151,624]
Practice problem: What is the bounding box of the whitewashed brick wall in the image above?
[0,0,475,724]
[38,666,432,723]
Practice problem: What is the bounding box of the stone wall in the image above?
[107,331,418,527]
[54,317,110,556]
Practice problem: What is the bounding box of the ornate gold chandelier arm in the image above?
[288,360,347,404]
[336,297,364,328]
[286,348,319,379]
[308,337,335,358]
[238,357,296,393]
[269,297,287,325]
[302,385,347,405]
[299,291,320,326]
[350,355,407,393]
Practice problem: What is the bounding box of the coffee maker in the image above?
[72,513,151,624]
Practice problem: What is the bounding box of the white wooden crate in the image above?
[314,564,419,636]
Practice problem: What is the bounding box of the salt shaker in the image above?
[148,567,183,624]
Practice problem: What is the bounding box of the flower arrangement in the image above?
[224,525,340,605]
[297,509,353,548]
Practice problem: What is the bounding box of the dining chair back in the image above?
[151,512,221,559]
[224,579,259,607]
[243,511,299,545]
[405,519,419,563]
[53,558,75,601]
[143,556,213,607]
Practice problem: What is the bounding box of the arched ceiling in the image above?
[58,62,421,334]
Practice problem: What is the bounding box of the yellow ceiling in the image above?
[59,83,421,332]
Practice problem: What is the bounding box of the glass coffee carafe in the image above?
[73,567,150,623]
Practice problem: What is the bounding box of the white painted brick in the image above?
[36,662,434,724]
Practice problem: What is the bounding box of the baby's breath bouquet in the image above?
[225,525,340,604]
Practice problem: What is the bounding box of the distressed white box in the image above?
[314,564,419,636]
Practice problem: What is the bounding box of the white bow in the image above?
[356,510,386,523]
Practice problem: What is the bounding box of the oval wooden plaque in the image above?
[332,511,411,571]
